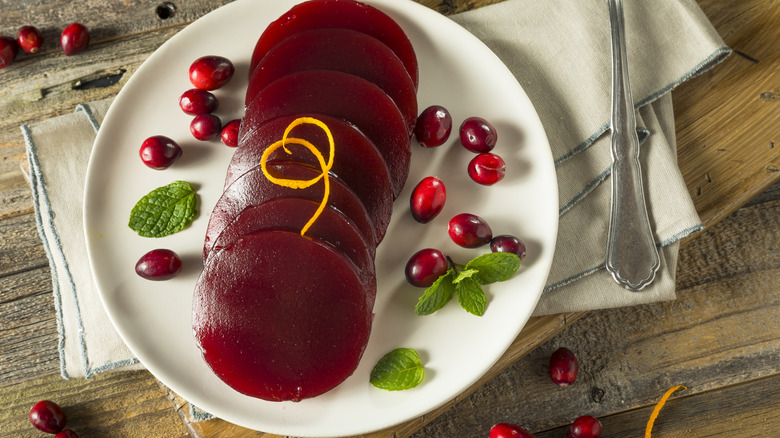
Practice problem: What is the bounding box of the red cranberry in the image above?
[17,26,43,54]
[60,23,90,56]
[468,152,506,185]
[0,36,19,69]
[567,416,602,438]
[135,249,183,281]
[414,105,452,147]
[189,55,234,90]
[29,400,66,433]
[460,116,498,153]
[410,176,446,223]
[220,119,241,147]
[179,88,218,115]
[490,423,535,438]
[549,347,579,387]
[55,430,79,438]
[490,235,526,260]
[405,248,448,288]
[448,213,492,248]
[139,135,182,170]
[190,113,222,141]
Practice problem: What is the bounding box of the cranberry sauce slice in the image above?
[246,29,417,134]
[204,161,376,258]
[248,0,418,90]
[240,70,410,197]
[193,230,372,402]
[232,114,393,242]
[208,198,376,309]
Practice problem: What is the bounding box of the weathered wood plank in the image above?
[0,212,48,277]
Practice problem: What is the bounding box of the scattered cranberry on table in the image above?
[414,105,452,147]
[189,55,235,90]
[135,249,183,281]
[410,176,446,223]
[220,119,241,147]
[459,116,497,153]
[468,152,506,185]
[139,135,182,170]
[60,23,90,56]
[567,415,602,438]
[55,430,79,438]
[490,422,535,438]
[29,400,66,434]
[17,25,43,54]
[0,36,19,69]
[405,248,448,288]
[448,213,493,248]
[179,88,218,115]
[490,234,526,260]
[549,347,579,387]
[190,113,222,141]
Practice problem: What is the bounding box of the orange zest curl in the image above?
[645,385,686,437]
[259,117,335,236]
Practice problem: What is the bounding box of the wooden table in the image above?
[1,1,778,437]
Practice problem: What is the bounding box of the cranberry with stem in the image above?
[17,26,43,54]
[29,400,66,434]
[179,88,218,115]
[405,248,448,288]
[190,113,222,141]
[0,36,19,69]
[491,235,526,260]
[549,347,579,387]
[139,135,181,170]
[460,116,497,153]
[567,415,602,438]
[468,152,506,185]
[448,213,493,248]
[490,423,535,438]
[410,176,446,223]
[220,119,241,147]
[414,105,452,147]
[189,55,234,90]
[60,23,90,56]
[135,249,183,281]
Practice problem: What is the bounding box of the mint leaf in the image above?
[129,181,197,238]
[452,268,479,284]
[465,252,521,285]
[415,270,455,316]
[370,348,424,391]
[455,277,486,316]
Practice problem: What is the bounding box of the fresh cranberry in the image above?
[179,88,218,115]
[567,416,602,438]
[135,249,182,281]
[490,423,535,438]
[0,36,19,69]
[29,400,66,434]
[460,116,497,153]
[468,152,506,185]
[139,135,182,169]
[410,176,446,223]
[60,23,90,56]
[448,213,492,248]
[414,105,452,147]
[220,119,241,147]
[190,113,222,141]
[55,430,79,438]
[490,235,527,260]
[405,248,448,287]
[549,347,579,387]
[17,26,43,54]
[189,55,234,90]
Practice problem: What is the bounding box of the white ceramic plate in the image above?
[84,0,558,436]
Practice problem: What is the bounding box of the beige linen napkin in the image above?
[22,0,728,384]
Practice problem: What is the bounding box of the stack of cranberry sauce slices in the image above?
[192,0,419,403]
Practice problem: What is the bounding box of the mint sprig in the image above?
[128,181,198,238]
[370,348,424,391]
[414,252,520,317]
